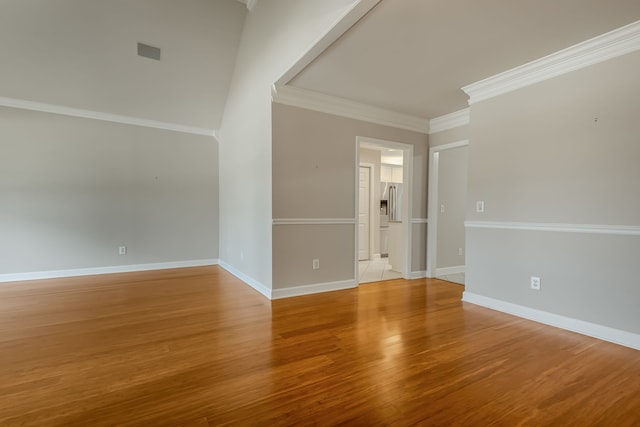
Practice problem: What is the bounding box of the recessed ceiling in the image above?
[288,0,640,119]
[381,149,403,166]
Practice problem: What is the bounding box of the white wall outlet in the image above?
[440,204,445,213]
[458,248,463,256]
[312,259,320,270]
[240,251,244,261]
[118,246,127,255]
[476,201,485,213]
[530,276,541,290]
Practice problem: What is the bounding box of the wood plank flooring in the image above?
[0,266,638,426]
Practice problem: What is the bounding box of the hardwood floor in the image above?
[0,266,638,426]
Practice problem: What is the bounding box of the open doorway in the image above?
[356,137,413,284]
[427,140,468,285]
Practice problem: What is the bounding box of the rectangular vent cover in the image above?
[137,43,161,61]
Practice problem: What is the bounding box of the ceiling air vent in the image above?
[137,42,161,61]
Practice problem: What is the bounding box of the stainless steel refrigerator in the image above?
[381,182,403,222]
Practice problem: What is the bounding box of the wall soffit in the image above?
[272,84,430,134]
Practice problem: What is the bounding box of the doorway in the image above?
[356,137,413,284]
[427,140,469,284]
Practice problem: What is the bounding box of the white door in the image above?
[358,166,370,261]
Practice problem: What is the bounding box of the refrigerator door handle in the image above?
[389,185,395,221]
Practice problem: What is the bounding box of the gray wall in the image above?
[272,103,428,289]
[0,0,232,277]
[218,0,357,290]
[466,51,640,334]
[437,145,468,269]
[0,108,218,274]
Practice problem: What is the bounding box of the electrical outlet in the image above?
[458,248,463,256]
[476,201,485,213]
[118,246,127,255]
[312,259,320,270]
[530,276,541,290]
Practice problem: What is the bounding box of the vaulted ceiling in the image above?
[287,0,640,120]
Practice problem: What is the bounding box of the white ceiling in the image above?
[288,0,640,120]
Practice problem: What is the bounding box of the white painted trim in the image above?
[272,85,429,134]
[411,218,429,224]
[218,260,271,299]
[403,144,414,280]
[429,108,470,134]
[360,162,376,261]
[462,20,640,104]
[0,96,217,137]
[410,270,427,279]
[274,0,382,87]
[272,218,356,225]
[436,265,465,276]
[271,279,357,300]
[427,140,469,278]
[430,140,469,152]
[0,259,219,283]
[465,221,640,236]
[354,141,360,281]
[462,292,640,351]
[360,136,420,151]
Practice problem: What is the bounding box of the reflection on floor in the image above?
[358,258,403,283]
[436,272,465,285]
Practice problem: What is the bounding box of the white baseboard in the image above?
[0,259,219,283]
[218,261,272,299]
[462,292,640,351]
[436,265,465,276]
[410,270,426,279]
[272,279,357,300]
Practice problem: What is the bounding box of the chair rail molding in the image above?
[465,221,640,236]
[272,218,356,225]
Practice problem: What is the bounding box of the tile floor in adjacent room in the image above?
[358,258,403,283]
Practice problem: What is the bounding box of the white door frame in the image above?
[426,140,468,278]
[355,136,413,282]
[359,163,375,261]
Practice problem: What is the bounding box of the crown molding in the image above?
[462,20,640,104]
[0,96,217,138]
[428,108,469,134]
[272,85,430,134]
